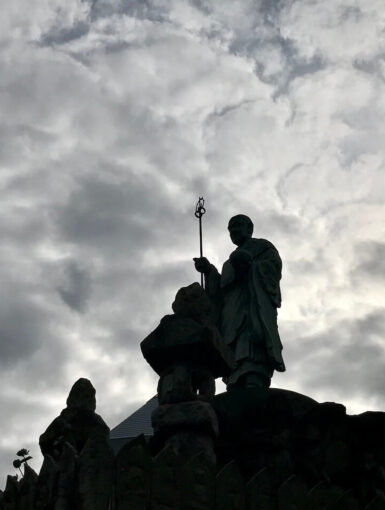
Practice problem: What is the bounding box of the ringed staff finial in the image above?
[195,197,206,288]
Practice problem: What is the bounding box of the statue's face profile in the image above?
[228,215,253,246]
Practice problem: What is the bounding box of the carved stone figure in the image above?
[34,454,59,510]
[215,461,245,510]
[141,283,234,405]
[39,378,109,459]
[152,446,181,510]
[115,435,152,510]
[55,442,77,510]
[37,379,112,510]
[179,451,215,510]
[194,214,285,389]
[78,430,115,510]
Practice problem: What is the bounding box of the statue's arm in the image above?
[255,247,282,308]
[205,264,222,326]
[193,257,221,297]
[193,257,222,323]
[204,264,221,299]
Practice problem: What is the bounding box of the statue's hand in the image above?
[230,249,251,274]
[193,257,211,274]
[230,249,251,267]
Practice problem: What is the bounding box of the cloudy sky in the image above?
[1,0,384,483]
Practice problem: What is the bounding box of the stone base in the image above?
[152,400,219,463]
[152,400,219,437]
[165,431,216,464]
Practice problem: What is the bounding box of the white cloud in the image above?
[281,2,385,63]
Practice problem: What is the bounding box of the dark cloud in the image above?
[55,259,92,313]
[53,174,159,252]
[354,55,385,76]
[83,260,195,355]
[0,294,51,366]
[40,21,90,46]
[339,6,363,22]
[196,0,326,95]
[51,169,202,265]
[189,0,212,15]
[282,310,385,407]
[240,32,324,96]
[351,241,385,281]
[90,0,168,22]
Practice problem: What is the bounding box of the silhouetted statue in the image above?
[141,282,234,405]
[39,378,109,459]
[194,214,285,389]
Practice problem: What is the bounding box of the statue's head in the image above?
[66,378,96,412]
[228,215,254,246]
[172,282,212,325]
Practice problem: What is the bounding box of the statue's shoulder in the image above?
[247,238,279,254]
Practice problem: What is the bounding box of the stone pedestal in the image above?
[152,400,219,462]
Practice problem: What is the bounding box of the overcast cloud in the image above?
[0,0,384,483]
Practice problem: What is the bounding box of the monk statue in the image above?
[194,214,285,390]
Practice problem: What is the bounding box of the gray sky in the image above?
[1,0,384,483]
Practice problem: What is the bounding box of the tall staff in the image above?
[195,197,206,288]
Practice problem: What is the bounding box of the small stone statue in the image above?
[39,378,110,459]
[141,283,234,405]
[38,378,113,510]
[194,214,285,390]
[172,282,212,326]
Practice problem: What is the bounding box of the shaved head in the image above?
[229,215,254,233]
[228,215,254,246]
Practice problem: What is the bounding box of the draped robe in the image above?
[205,238,285,386]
